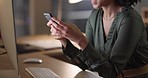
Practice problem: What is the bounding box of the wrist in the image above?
[59,39,68,48]
[77,36,88,50]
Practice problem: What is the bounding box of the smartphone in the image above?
[44,12,59,25]
[43,12,53,21]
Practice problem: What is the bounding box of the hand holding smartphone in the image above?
[44,12,62,39]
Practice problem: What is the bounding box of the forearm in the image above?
[62,40,89,70]
[76,35,88,50]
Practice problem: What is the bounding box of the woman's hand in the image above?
[47,17,88,49]
[47,22,68,47]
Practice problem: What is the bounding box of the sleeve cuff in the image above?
[77,42,106,67]
[62,40,80,57]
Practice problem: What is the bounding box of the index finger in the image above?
[51,17,65,26]
[47,20,52,27]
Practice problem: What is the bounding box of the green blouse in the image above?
[63,7,148,78]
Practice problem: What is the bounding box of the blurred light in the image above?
[68,0,83,4]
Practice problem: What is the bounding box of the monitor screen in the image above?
[0,0,20,77]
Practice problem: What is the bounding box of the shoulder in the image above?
[89,8,102,19]
[117,6,145,32]
[120,6,143,21]
[119,6,144,25]
[87,8,102,25]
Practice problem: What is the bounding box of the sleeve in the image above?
[62,40,88,70]
[77,13,144,78]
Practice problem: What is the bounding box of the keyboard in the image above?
[26,67,60,78]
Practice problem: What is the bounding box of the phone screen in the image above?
[44,13,53,21]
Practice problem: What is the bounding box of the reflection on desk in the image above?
[16,34,80,53]
[23,39,61,50]
[16,34,62,54]
[17,34,61,50]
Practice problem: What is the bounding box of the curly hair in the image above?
[117,0,141,6]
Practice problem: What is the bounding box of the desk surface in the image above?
[18,49,102,78]
[1,34,102,78]
[0,54,14,70]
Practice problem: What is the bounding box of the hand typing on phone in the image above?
[46,16,87,50]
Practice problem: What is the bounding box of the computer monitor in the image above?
[0,0,20,78]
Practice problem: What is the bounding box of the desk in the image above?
[1,34,102,78]
[18,49,102,78]
[17,34,80,51]
[0,54,14,70]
